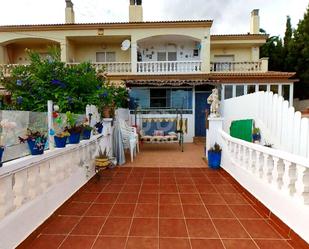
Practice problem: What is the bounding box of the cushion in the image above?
[153,130,164,136]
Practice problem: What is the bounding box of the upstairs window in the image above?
[96,52,116,62]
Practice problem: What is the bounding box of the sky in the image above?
[0,0,308,37]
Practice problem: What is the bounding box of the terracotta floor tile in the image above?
[215,184,239,194]
[176,177,194,184]
[160,194,181,204]
[201,194,226,205]
[72,192,99,203]
[109,204,135,217]
[192,177,211,184]
[59,235,95,249]
[129,218,158,236]
[178,184,198,193]
[206,205,235,218]
[126,237,158,249]
[93,236,127,249]
[58,202,90,216]
[141,184,160,193]
[126,177,143,184]
[122,184,141,192]
[254,239,294,249]
[222,239,259,249]
[180,194,203,204]
[229,205,262,219]
[160,177,177,184]
[71,217,106,235]
[209,177,229,184]
[95,193,119,203]
[186,219,219,238]
[182,205,209,218]
[213,219,250,238]
[103,184,124,193]
[100,217,131,236]
[160,205,184,218]
[28,234,65,249]
[159,184,179,193]
[221,194,249,205]
[116,193,139,204]
[85,203,113,216]
[134,203,158,217]
[144,177,160,184]
[138,193,159,203]
[190,239,224,249]
[195,184,218,193]
[42,216,80,234]
[159,219,188,237]
[159,238,191,249]
[240,219,282,239]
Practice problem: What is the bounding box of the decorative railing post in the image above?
[295,165,309,204]
[282,160,297,196]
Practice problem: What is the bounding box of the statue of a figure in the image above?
[207,88,220,118]
[66,0,73,8]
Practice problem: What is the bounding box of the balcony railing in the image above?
[67,62,132,74]
[137,61,202,74]
[210,61,262,72]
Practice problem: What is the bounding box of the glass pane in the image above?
[96,52,106,62]
[129,88,150,109]
[168,52,177,61]
[259,85,267,91]
[150,89,167,108]
[247,85,255,94]
[271,85,278,94]
[224,85,233,99]
[157,52,166,61]
[282,85,290,101]
[236,85,244,97]
[171,89,192,109]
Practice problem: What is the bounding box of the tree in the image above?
[284,16,293,48]
[1,47,105,113]
[260,35,284,71]
[287,5,309,99]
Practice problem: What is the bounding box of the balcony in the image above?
[210,58,268,73]
[137,61,202,74]
[67,62,132,74]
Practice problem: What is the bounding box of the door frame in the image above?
[194,91,211,137]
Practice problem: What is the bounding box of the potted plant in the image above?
[82,118,93,140]
[95,122,103,134]
[252,127,261,143]
[65,111,83,144]
[208,143,222,169]
[54,131,70,148]
[19,129,47,155]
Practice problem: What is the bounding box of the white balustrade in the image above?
[137,61,202,74]
[221,130,309,205]
[0,133,112,221]
[66,62,131,74]
[210,61,262,72]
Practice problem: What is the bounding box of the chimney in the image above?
[129,0,143,22]
[250,9,260,34]
[65,0,75,24]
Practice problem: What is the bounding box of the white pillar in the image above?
[201,32,210,73]
[0,45,5,64]
[60,42,68,63]
[206,117,224,158]
[47,100,54,150]
[131,41,137,73]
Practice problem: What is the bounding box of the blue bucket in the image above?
[54,136,67,148]
[27,140,45,155]
[83,129,92,140]
[0,147,4,167]
[68,133,80,144]
[208,151,221,169]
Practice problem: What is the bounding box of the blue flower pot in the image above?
[54,136,67,148]
[27,140,45,155]
[97,126,103,134]
[69,133,81,144]
[208,151,221,169]
[252,133,261,142]
[83,129,92,140]
[0,147,4,167]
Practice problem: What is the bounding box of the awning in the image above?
[125,79,219,86]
